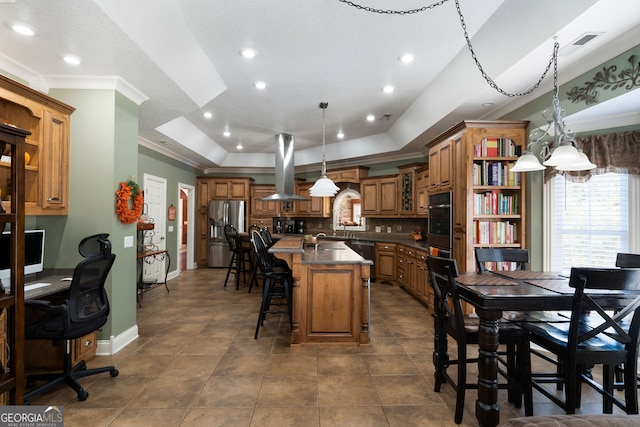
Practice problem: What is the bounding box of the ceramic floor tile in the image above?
[256,376,319,407]
[193,375,263,408]
[318,375,381,406]
[180,408,253,427]
[319,406,389,427]
[250,407,320,427]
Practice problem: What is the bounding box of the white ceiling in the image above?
[0,0,639,172]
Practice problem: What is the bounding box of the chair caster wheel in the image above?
[77,389,88,401]
[110,369,119,377]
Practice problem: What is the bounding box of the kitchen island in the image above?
[269,236,372,346]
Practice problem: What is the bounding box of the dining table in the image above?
[452,269,633,427]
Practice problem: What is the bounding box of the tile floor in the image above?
[27,268,633,426]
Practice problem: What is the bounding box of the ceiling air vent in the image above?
[380,113,392,121]
[559,32,604,56]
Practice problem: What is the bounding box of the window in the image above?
[546,173,633,274]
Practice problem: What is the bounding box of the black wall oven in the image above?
[428,191,452,257]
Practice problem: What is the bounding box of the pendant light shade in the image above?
[309,102,339,197]
[509,150,545,172]
[555,149,596,171]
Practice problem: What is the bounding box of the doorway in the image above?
[178,182,196,273]
[142,174,167,283]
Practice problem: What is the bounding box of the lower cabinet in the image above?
[375,242,397,283]
[395,244,433,315]
[24,331,97,370]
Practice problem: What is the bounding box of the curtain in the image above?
[544,130,640,183]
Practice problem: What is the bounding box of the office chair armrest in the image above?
[25,299,67,315]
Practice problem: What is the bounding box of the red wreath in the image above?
[115,180,144,224]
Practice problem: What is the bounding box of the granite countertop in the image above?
[269,236,372,265]
[313,234,430,251]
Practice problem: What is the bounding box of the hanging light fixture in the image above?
[511,40,595,173]
[309,102,340,197]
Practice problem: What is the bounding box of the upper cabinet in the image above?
[398,163,426,216]
[361,175,398,217]
[0,76,74,215]
[325,166,369,183]
[295,182,330,217]
[428,139,452,194]
[416,166,429,216]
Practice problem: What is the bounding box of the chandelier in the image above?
[309,102,340,197]
[510,41,596,173]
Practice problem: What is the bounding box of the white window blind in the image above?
[550,173,629,274]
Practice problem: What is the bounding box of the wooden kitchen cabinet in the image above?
[375,242,397,283]
[428,139,453,194]
[211,178,251,200]
[416,167,429,216]
[325,166,368,183]
[398,163,426,216]
[250,184,278,229]
[361,175,398,217]
[295,182,330,217]
[0,75,74,215]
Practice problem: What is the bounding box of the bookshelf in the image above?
[425,120,529,273]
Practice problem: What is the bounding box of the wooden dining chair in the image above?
[474,247,529,273]
[427,255,533,424]
[516,267,640,415]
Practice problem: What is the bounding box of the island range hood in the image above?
[262,133,310,201]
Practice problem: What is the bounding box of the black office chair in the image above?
[223,224,254,290]
[427,255,533,424]
[475,247,529,273]
[616,253,640,269]
[516,267,640,415]
[24,234,119,402]
[250,229,292,339]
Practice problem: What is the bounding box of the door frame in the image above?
[178,182,196,271]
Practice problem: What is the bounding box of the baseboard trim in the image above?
[96,324,139,356]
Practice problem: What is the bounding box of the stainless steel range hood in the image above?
[262,133,310,201]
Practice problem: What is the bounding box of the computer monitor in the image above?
[0,229,46,285]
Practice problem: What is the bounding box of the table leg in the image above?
[475,308,502,427]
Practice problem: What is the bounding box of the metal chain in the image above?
[455,0,555,97]
[337,0,450,15]
[338,0,558,98]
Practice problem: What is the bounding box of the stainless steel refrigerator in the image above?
[208,200,246,267]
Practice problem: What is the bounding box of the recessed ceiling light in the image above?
[236,143,243,150]
[62,55,81,65]
[223,130,231,137]
[398,54,414,64]
[382,85,395,94]
[203,111,213,119]
[337,131,344,139]
[239,48,257,59]
[482,102,494,107]
[254,81,267,90]
[11,23,35,36]
[366,114,375,122]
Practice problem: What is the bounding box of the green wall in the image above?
[502,44,640,271]
[137,145,199,268]
[35,88,139,341]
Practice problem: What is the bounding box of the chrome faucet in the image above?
[315,232,326,240]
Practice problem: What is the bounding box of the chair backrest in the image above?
[475,248,529,273]
[68,252,116,325]
[78,233,112,258]
[427,255,465,338]
[250,229,275,274]
[567,267,640,351]
[224,224,240,251]
[261,227,274,247]
[616,253,640,269]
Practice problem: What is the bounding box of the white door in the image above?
[143,174,167,283]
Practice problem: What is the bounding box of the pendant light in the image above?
[309,102,339,197]
[511,41,595,173]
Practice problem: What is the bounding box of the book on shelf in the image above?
[479,137,518,157]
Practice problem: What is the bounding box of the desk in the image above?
[453,272,575,427]
[22,278,97,371]
[136,250,170,307]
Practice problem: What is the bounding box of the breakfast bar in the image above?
[269,236,372,346]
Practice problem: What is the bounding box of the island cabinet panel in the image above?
[307,269,354,335]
